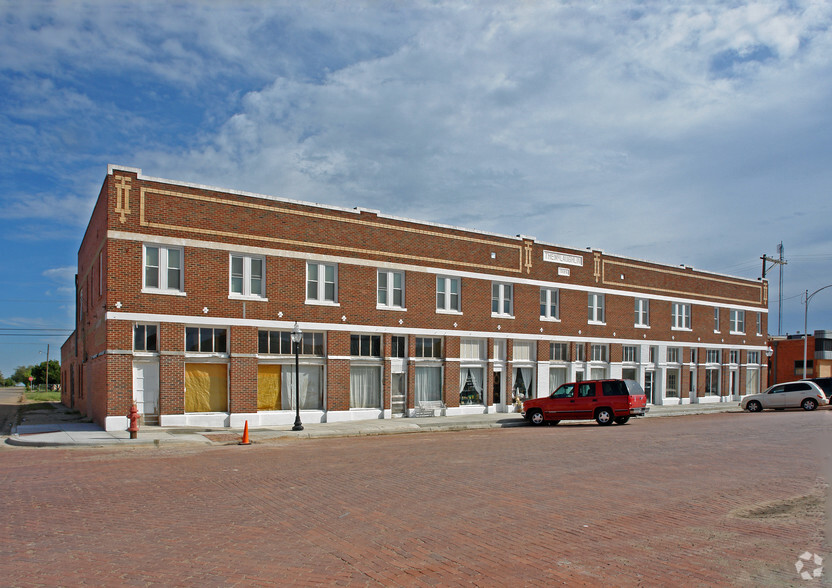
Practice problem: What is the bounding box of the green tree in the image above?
[10,365,33,385]
[31,360,61,388]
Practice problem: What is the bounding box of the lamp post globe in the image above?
[291,322,304,431]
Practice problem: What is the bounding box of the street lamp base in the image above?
[292,423,304,431]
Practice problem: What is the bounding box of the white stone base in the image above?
[445,405,488,416]
[326,409,384,423]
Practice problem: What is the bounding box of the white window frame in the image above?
[436,276,461,314]
[377,270,405,310]
[229,254,266,300]
[306,262,338,305]
[714,308,720,333]
[143,244,185,295]
[540,288,560,321]
[590,344,608,362]
[588,293,605,324]
[491,282,514,317]
[756,312,762,336]
[730,309,745,334]
[634,298,649,328]
[672,303,691,330]
[667,347,681,364]
[622,345,638,363]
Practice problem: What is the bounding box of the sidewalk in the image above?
[5,402,741,448]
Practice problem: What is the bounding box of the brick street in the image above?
[1,410,829,586]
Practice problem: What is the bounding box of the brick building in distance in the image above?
[62,165,770,431]
[768,330,832,384]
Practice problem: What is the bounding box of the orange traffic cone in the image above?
[239,420,251,445]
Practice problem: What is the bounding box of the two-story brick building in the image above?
[62,165,770,431]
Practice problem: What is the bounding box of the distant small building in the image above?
[769,330,832,383]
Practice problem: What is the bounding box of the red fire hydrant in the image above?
[127,403,140,439]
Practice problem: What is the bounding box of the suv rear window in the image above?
[601,381,629,396]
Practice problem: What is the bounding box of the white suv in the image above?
[741,380,828,412]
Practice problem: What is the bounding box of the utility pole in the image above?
[761,241,787,335]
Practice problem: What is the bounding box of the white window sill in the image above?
[229,294,269,302]
[587,320,606,326]
[142,288,187,297]
[436,309,463,315]
[635,324,650,329]
[729,331,745,336]
[672,327,692,332]
[184,353,230,360]
[377,305,407,312]
[540,316,561,322]
[492,313,515,319]
[305,300,340,307]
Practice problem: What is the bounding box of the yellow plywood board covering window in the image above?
[257,365,282,411]
[185,363,228,413]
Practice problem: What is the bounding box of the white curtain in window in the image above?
[350,366,381,408]
[415,366,441,403]
[512,367,534,398]
[282,366,322,410]
[549,367,567,393]
[459,367,483,393]
[590,367,607,380]
[745,368,759,395]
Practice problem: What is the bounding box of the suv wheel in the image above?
[802,398,818,411]
[529,409,545,426]
[595,408,614,426]
[614,416,630,425]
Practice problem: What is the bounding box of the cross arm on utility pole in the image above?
[760,254,786,279]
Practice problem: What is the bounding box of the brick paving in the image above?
[0,410,828,586]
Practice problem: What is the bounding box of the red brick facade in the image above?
[62,166,770,430]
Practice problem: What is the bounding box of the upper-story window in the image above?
[756,312,762,335]
[491,283,513,317]
[635,299,649,327]
[667,347,681,363]
[134,324,158,352]
[540,288,560,320]
[185,327,227,353]
[377,270,404,309]
[730,309,745,334]
[436,276,460,313]
[729,350,740,364]
[307,262,337,303]
[230,254,265,299]
[144,244,183,293]
[622,345,638,363]
[714,308,720,332]
[350,334,381,357]
[588,293,605,324]
[747,351,760,364]
[672,303,691,330]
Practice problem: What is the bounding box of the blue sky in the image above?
[1,0,831,378]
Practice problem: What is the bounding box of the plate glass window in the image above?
[258,330,324,355]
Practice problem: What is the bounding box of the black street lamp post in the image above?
[291,322,304,431]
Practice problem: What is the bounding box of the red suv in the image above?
[522,379,649,426]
